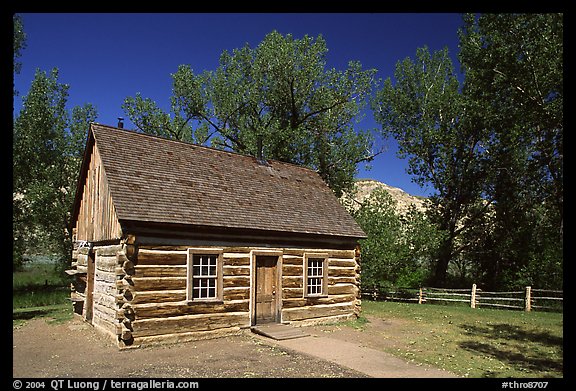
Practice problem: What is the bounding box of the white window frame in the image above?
[186,248,223,302]
[303,253,328,298]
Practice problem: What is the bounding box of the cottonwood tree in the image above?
[13,68,97,269]
[351,188,443,291]
[458,13,563,289]
[372,47,491,287]
[124,31,380,196]
[13,14,27,95]
[372,14,563,290]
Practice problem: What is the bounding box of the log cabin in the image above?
[69,122,366,348]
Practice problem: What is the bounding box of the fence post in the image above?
[470,283,477,309]
[418,287,423,304]
[525,286,532,312]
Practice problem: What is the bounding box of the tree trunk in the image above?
[432,240,452,287]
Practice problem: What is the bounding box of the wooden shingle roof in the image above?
[84,123,366,239]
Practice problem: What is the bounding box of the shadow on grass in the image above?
[13,308,54,320]
[459,323,563,376]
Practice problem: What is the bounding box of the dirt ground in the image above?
[12,315,431,378]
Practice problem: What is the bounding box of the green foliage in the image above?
[371,14,563,290]
[372,46,488,286]
[458,13,563,290]
[13,14,27,96]
[124,31,379,196]
[13,68,97,271]
[351,188,442,291]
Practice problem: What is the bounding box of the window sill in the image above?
[304,294,329,299]
[186,299,224,305]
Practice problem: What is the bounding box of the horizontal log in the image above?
[283,249,355,258]
[328,276,357,285]
[223,276,250,288]
[328,259,357,268]
[328,267,356,278]
[138,245,248,253]
[134,265,187,278]
[282,294,356,309]
[92,303,118,324]
[282,302,356,322]
[138,245,191,251]
[131,312,249,338]
[282,287,304,299]
[281,255,303,265]
[77,247,90,256]
[76,265,88,274]
[282,264,302,276]
[96,255,118,272]
[282,276,303,289]
[282,249,305,256]
[94,244,123,257]
[133,300,250,319]
[137,250,187,266]
[130,289,186,304]
[223,266,250,276]
[92,316,117,337]
[94,280,117,296]
[76,254,88,266]
[131,326,242,348]
[223,256,250,267]
[327,283,358,296]
[223,287,250,301]
[93,290,116,306]
[95,269,116,284]
[130,277,186,291]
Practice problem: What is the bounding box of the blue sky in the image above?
[13,13,465,197]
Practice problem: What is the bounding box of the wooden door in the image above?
[255,256,278,324]
[85,250,95,323]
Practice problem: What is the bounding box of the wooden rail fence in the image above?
[362,284,563,312]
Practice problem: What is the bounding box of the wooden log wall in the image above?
[280,248,360,324]
[122,245,252,348]
[72,240,361,348]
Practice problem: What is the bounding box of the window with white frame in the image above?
[187,249,222,301]
[304,254,328,297]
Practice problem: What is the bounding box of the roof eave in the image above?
[118,219,366,246]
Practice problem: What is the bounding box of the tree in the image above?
[13,14,27,96]
[350,188,443,291]
[371,46,491,287]
[372,14,563,290]
[124,31,380,196]
[458,13,563,289]
[13,68,97,270]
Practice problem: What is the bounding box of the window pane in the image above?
[191,253,218,299]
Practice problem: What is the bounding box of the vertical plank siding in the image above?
[74,144,122,242]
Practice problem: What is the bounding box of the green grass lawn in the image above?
[359,300,563,378]
[13,259,73,326]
